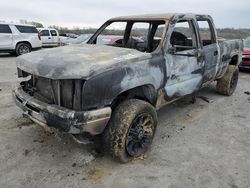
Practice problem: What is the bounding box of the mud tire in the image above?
[102,99,157,163]
[216,65,239,96]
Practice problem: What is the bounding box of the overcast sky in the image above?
[1,0,250,28]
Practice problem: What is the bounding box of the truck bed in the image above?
[216,39,243,79]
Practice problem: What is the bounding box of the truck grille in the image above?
[21,73,84,110]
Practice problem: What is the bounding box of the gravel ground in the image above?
[0,53,250,188]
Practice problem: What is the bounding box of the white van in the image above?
[0,23,42,55]
[38,28,60,47]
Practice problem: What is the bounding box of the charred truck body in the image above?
[14,14,243,163]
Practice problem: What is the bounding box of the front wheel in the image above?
[102,99,157,163]
[216,65,239,96]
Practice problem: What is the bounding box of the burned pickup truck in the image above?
[14,13,242,163]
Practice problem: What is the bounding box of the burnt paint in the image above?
[81,50,166,110]
[15,13,243,134]
[82,67,127,110]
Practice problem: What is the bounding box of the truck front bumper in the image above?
[13,87,111,135]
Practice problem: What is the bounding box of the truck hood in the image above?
[16,44,151,79]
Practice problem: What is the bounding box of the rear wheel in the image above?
[16,43,31,56]
[216,65,239,96]
[102,99,157,163]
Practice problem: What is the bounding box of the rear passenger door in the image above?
[196,17,219,83]
[0,24,13,49]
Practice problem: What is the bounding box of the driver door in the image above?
[40,29,52,44]
[50,30,59,45]
[164,19,204,99]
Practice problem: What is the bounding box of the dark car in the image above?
[240,38,250,70]
[13,13,243,163]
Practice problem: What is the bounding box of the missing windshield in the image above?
[88,20,166,53]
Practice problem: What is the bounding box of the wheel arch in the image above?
[216,53,241,79]
[16,41,32,49]
[111,84,157,109]
[229,54,240,66]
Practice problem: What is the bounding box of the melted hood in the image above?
[16,44,151,79]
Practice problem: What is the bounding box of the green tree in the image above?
[30,21,43,28]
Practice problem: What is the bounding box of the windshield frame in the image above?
[87,19,168,53]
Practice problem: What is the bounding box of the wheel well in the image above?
[16,41,32,49]
[229,55,239,66]
[111,85,157,109]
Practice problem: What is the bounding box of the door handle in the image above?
[48,37,51,39]
[214,51,218,56]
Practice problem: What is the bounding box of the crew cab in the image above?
[0,23,42,55]
[13,14,243,163]
[38,28,60,47]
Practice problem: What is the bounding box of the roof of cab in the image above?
[108,13,211,22]
[109,13,178,21]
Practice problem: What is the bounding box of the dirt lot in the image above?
[0,53,250,188]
